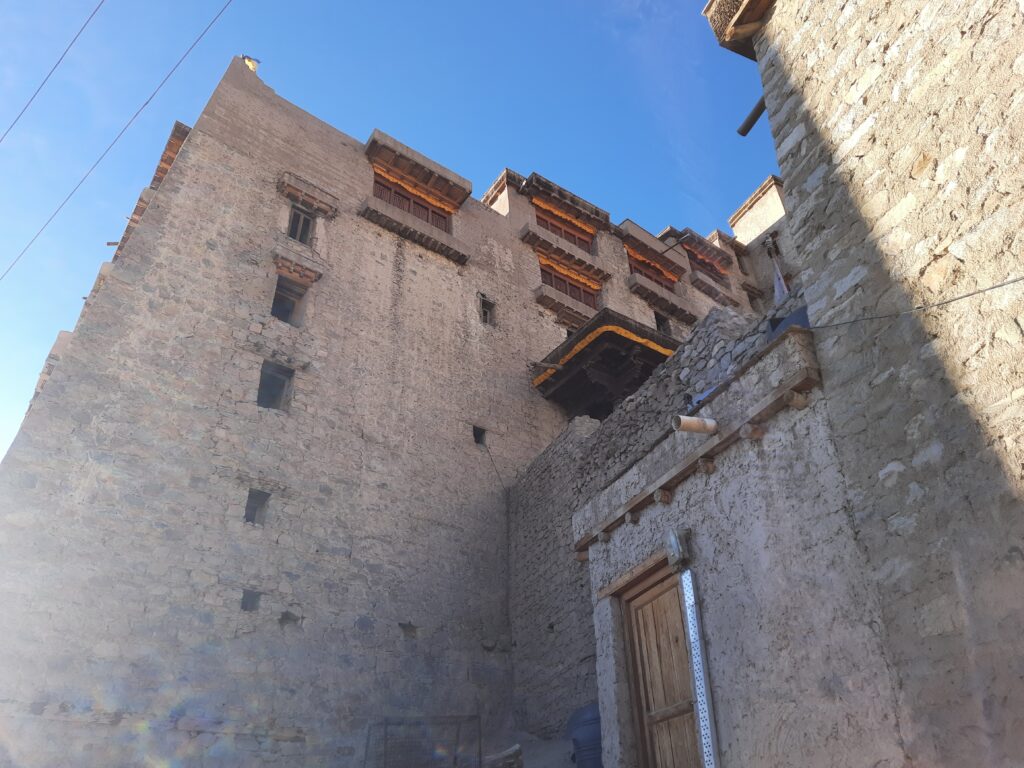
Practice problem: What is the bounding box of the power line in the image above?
[483,442,507,493]
[808,274,1024,330]
[0,0,106,148]
[0,0,236,284]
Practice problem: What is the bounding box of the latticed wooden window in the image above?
[629,256,676,291]
[373,173,450,233]
[536,211,592,252]
[687,251,729,286]
[540,265,598,308]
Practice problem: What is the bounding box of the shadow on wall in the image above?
[755,2,1024,764]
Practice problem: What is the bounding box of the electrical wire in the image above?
[0,0,106,148]
[0,0,236,284]
[808,274,1024,330]
[483,442,507,493]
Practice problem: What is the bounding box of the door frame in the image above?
[605,551,718,768]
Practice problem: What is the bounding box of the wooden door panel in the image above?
[624,570,701,768]
[652,712,700,768]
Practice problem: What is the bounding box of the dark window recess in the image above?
[654,312,671,335]
[244,488,271,525]
[629,257,676,291]
[472,426,486,445]
[287,205,314,245]
[241,589,261,612]
[480,295,496,326]
[535,211,592,252]
[540,265,598,309]
[271,275,307,325]
[257,360,295,410]
[373,174,451,233]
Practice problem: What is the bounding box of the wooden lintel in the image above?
[626,510,641,524]
[697,458,716,475]
[274,255,323,286]
[573,365,820,552]
[597,549,668,600]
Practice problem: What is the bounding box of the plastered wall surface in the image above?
[587,394,903,768]
[754,1,1024,763]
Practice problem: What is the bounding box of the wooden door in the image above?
[622,567,702,768]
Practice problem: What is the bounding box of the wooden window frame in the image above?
[287,205,315,245]
[540,264,599,309]
[535,210,593,252]
[479,295,496,326]
[687,251,729,286]
[373,173,451,234]
[629,256,677,291]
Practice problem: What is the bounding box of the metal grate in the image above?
[682,569,719,768]
[363,716,482,768]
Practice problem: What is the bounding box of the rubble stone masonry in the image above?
[754,1,1024,764]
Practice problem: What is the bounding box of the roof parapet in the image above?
[728,174,784,229]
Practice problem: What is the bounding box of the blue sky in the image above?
[0,0,776,458]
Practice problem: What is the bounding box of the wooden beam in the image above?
[573,364,820,552]
[725,20,764,41]
[739,423,766,440]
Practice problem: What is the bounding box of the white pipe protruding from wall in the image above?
[672,415,719,434]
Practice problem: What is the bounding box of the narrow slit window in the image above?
[287,205,314,245]
[241,589,261,612]
[257,360,295,411]
[244,488,271,525]
[271,275,307,326]
[480,295,496,326]
[473,426,486,445]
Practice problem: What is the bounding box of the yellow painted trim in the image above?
[532,325,674,387]
[537,253,603,291]
[625,245,679,284]
[531,196,597,235]
[372,164,459,214]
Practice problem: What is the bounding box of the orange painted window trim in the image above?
[530,196,597,235]
[371,164,459,214]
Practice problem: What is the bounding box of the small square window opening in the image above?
[287,206,314,245]
[271,275,308,326]
[257,361,295,411]
[480,296,496,326]
[244,488,271,525]
[472,426,486,445]
[241,589,261,612]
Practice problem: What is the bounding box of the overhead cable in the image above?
[0,0,106,148]
[0,0,236,284]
